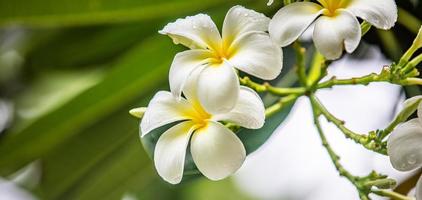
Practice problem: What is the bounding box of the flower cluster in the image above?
[134,1,398,184]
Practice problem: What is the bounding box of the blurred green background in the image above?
[0,0,421,200]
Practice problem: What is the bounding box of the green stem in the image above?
[403,77,422,86]
[265,94,299,117]
[227,95,298,131]
[399,37,422,69]
[310,95,368,144]
[293,42,308,86]
[371,189,415,200]
[307,51,327,87]
[363,179,396,189]
[311,95,411,200]
[240,76,306,95]
[310,98,369,200]
[283,0,292,5]
[407,54,422,70]
[317,73,388,89]
[310,95,387,154]
[317,68,422,90]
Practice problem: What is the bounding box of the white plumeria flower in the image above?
[269,0,397,60]
[140,72,265,184]
[387,96,422,199]
[159,5,282,114]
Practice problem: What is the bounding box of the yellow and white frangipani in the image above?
[159,5,282,114]
[140,71,265,184]
[269,0,397,60]
[387,96,422,200]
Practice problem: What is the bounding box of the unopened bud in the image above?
[129,107,147,119]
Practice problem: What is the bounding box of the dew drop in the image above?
[407,154,417,165]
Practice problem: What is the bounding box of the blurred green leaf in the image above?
[54,128,163,200]
[37,84,169,199]
[38,106,144,199]
[24,22,161,70]
[0,0,235,27]
[60,134,153,200]
[377,30,402,61]
[181,178,254,200]
[398,8,422,34]
[15,69,104,126]
[0,36,180,175]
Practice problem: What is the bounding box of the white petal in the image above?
[197,63,239,114]
[169,49,212,98]
[228,32,283,80]
[180,67,212,117]
[213,86,265,129]
[190,121,246,180]
[181,67,202,104]
[269,2,323,47]
[347,0,397,30]
[154,121,195,184]
[159,14,222,50]
[387,119,422,171]
[417,176,422,200]
[140,91,194,136]
[222,5,270,44]
[312,10,361,60]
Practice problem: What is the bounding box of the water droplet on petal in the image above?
[407,154,417,165]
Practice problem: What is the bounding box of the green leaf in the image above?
[180,178,254,200]
[0,0,235,27]
[0,36,179,176]
[15,69,104,126]
[24,22,162,70]
[53,131,160,200]
[38,100,149,199]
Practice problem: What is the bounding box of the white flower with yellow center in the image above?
[387,96,422,199]
[159,5,282,114]
[140,72,265,184]
[269,0,397,60]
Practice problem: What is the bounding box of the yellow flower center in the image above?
[184,100,212,129]
[209,40,235,65]
[318,0,350,17]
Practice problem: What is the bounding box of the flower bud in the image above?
[129,107,147,118]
